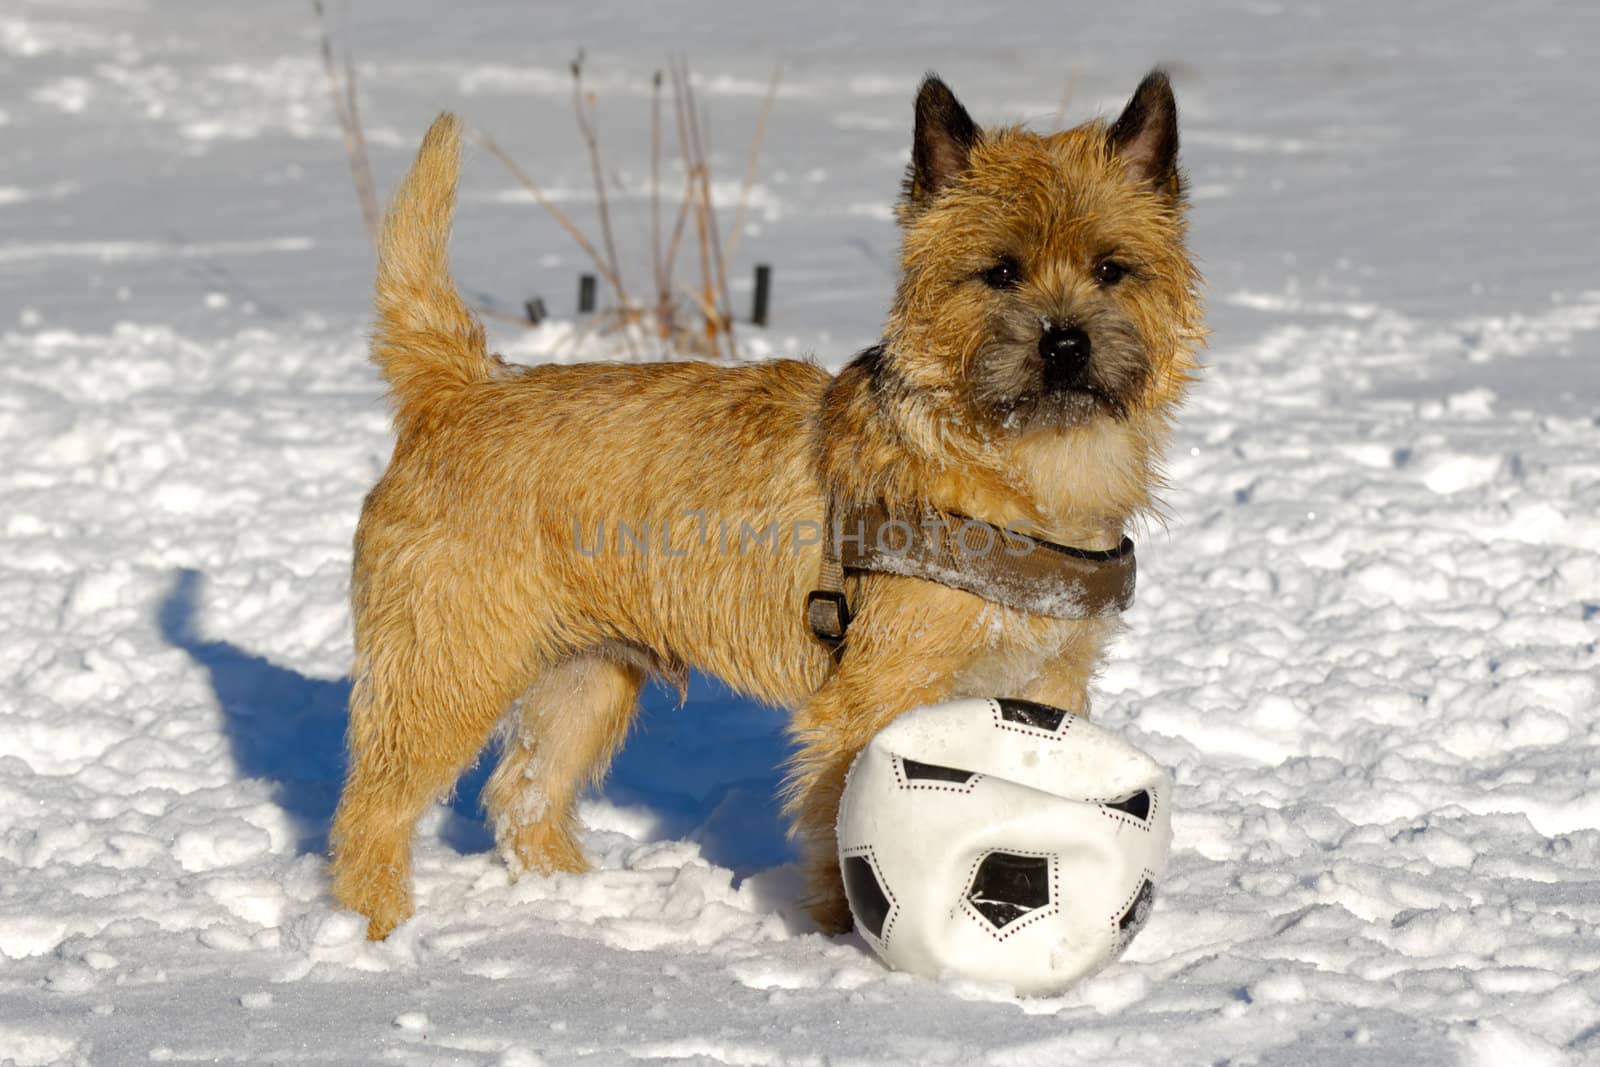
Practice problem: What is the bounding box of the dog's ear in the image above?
[905,75,981,208]
[1108,70,1181,197]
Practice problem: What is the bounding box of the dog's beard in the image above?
[969,306,1150,431]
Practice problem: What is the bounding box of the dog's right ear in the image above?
[905,75,981,209]
[1108,70,1181,198]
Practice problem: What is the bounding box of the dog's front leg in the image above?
[1013,617,1121,719]
[782,583,990,932]
[783,668,951,933]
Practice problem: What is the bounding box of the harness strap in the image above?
[804,497,851,654]
[806,500,1136,653]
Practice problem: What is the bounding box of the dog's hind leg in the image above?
[484,653,644,878]
[330,595,537,941]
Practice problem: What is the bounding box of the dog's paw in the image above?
[806,891,855,935]
[802,860,855,935]
[365,908,407,942]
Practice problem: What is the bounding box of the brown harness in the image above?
[805,499,1137,653]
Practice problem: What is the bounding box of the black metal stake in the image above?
[578,274,597,315]
[751,263,772,327]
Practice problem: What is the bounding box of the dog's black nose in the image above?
[1039,325,1091,380]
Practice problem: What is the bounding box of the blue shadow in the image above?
[157,569,795,876]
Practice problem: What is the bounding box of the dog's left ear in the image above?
[1109,70,1181,197]
[906,74,981,208]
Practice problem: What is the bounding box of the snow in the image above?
[2,0,1598,1063]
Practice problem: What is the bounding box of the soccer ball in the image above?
[835,696,1172,995]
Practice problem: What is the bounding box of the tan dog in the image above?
[330,72,1203,940]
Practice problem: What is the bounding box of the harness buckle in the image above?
[805,589,851,653]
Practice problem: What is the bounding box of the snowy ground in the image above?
[3,1,1599,1064]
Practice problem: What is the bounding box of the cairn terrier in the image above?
[331,71,1203,939]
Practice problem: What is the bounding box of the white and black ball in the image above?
[835,696,1172,995]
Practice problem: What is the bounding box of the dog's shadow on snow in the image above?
[157,569,797,882]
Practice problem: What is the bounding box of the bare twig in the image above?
[569,53,627,307]
[661,71,695,295]
[675,281,723,325]
[669,59,715,358]
[650,70,671,354]
[684,76,717,357]
[472,130,627,299]
[340,48,378,236]
[569,52,638,359]
[692,74,738,358]
[468,54,773,361]
[723,64,780,267]
[312,0,379,251]
[675,57,740,360]
[661,165,695,300]
[1053,70,1080,127]
[700,101,732,354]
[650,71,663,300]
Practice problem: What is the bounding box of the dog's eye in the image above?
[980,258,1022,291]
[1094,260,1129,287]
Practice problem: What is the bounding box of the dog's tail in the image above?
[371,112,490,411]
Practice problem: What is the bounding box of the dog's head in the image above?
[880,72,1203,436]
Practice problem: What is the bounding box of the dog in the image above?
[330,71,1203,940]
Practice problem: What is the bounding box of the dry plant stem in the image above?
[467,55,772,362]
[651,71,663,284]
[341,51,378,241]
[1053,70,1079,127]
[657,73,692,307]
[681,69,742,363]
[661,77,696,292]
[659,176,696,354]
[473,132,626,301]
[723,65,780,267]
[312,0,379,252]
[669,60,718,359]
[692,91,739,359]
[690,83,738,360]
[570,58,627,308]
[675,58,737,360]
[651,71,671,352]
[675,282,723,327]
[679,63,715,356]
[569,56,638,360]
